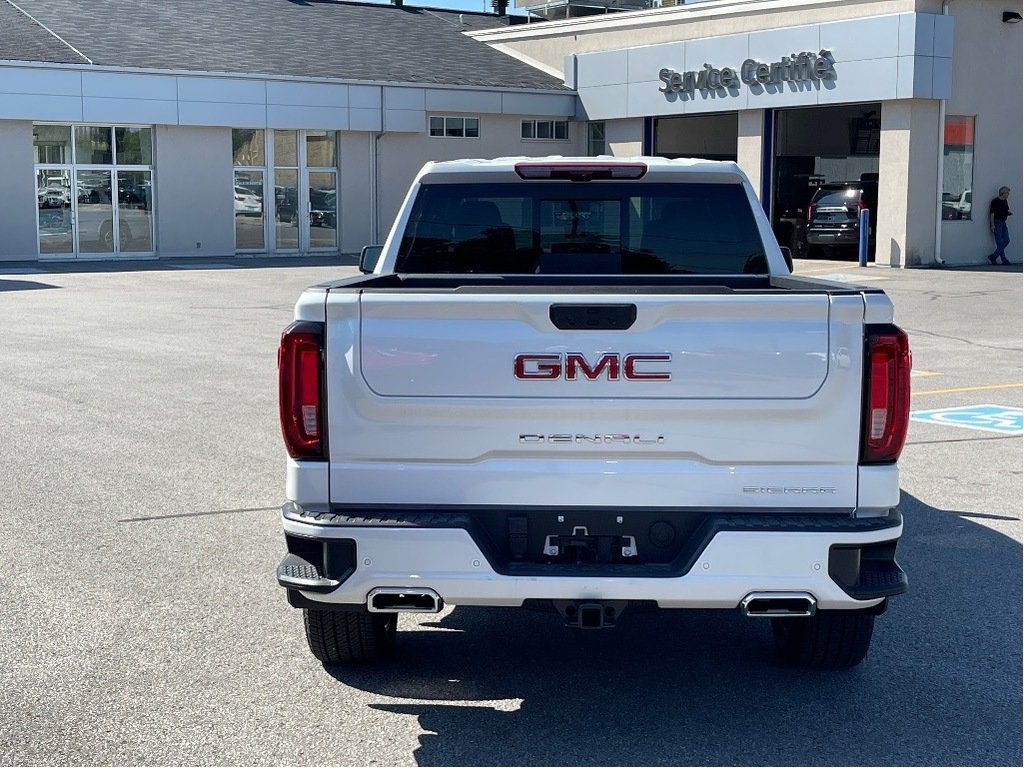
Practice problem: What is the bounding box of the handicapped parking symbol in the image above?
[910,404,1024,435]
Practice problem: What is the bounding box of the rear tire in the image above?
[303,608,397,665]
[771,610,875,669]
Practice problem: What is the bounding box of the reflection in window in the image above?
[587,122,606,157]
[232,129,265,166]
[522,119,570,141]
[234,170,265,250]
[75,126,113,164]
[306,131,337,167]
[429,116,479,138]
[942,115,975,221]
[117,170,153,252]
[115,127,152,165]
[275,168,299,249]
[396,182,767,275]
[33,125,71,164]
[274,130,298,167]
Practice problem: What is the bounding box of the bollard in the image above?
[858,208,870,267]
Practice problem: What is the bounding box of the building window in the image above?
[942,116,975,221]
[33,123,154,257]
[231,128,339,253]
[521,119,569,141]
[429,116,479,138]
[587,122,606,156]
[232,129,267,251]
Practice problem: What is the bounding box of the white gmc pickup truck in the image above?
[276,157,910,669]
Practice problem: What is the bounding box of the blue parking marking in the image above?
[910,404,1024,435]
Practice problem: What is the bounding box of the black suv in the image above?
[805,176,878,258]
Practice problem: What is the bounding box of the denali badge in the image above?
[520,434,665,445]
[514,352,672,381]
[742,486,838,495]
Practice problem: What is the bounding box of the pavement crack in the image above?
[903,326,1021,352]
[118,506,278,523]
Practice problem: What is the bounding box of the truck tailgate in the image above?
[325,289,866,509]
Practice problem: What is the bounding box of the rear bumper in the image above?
[806,228,859,246]
[278,504,905,611]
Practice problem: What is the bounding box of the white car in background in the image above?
[234,186,263,216]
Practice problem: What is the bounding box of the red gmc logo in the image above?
[514,353,672,381]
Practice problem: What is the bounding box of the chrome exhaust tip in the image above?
[740,591,817,617]
[367,587,443,614]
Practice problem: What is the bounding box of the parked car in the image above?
[941,190,972,220]
[309,189,336,228]
[234,186,262,217]
[805,178,878,258]
[275,186,298,223]
[37,185,70,208]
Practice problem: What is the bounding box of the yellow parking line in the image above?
[913,383,1023,396]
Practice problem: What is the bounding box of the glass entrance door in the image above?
[36,168,74,256]
[307,170,337,250]
[76,169,115,255]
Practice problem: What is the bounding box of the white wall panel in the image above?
[83,96,178,124]
[500,92,575,116]
[933,15,954,58]
[82,72,176,100]
[349,85,382,109]
[0,94,83,122]
[748,23,819,63]
[267,81,348,107]
[576,13,949,118]
[267,104,349,130]
[821,16,899,62]
[425,88,502,114]
[349,107,382,132]
[177,100,266,127]
[627,42,683,83]
[576,49,629,87]
[627,79,679,117]
[577,84,629,120]
[898,13,936,57]
[383,87,425,110]
[0,68,80,95]
[682,83,750,113]
[817,58,898,104]
[176,77,265,103]
[684,34,748,72]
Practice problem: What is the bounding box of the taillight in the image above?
[278,321,325,459]
[806,204,816,222]
[861,325,911,464]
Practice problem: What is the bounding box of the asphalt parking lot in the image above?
[0,256,1020,766]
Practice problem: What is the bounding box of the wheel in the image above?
[771,610,875,669]
[100,221,114,249]
[119,222,132,250]
[303,608,397,665]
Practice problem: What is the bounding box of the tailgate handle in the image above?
[549,304,637,330]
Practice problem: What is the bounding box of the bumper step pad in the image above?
[848,558,908,599]
[276,553,340,592]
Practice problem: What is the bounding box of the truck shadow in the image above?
[326,493,1022,766]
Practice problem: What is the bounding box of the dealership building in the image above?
[0,0,1020,266]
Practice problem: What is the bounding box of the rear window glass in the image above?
[395,182,767,275]
[813,188,861,207]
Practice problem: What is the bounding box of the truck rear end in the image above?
[276,158,910,669]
